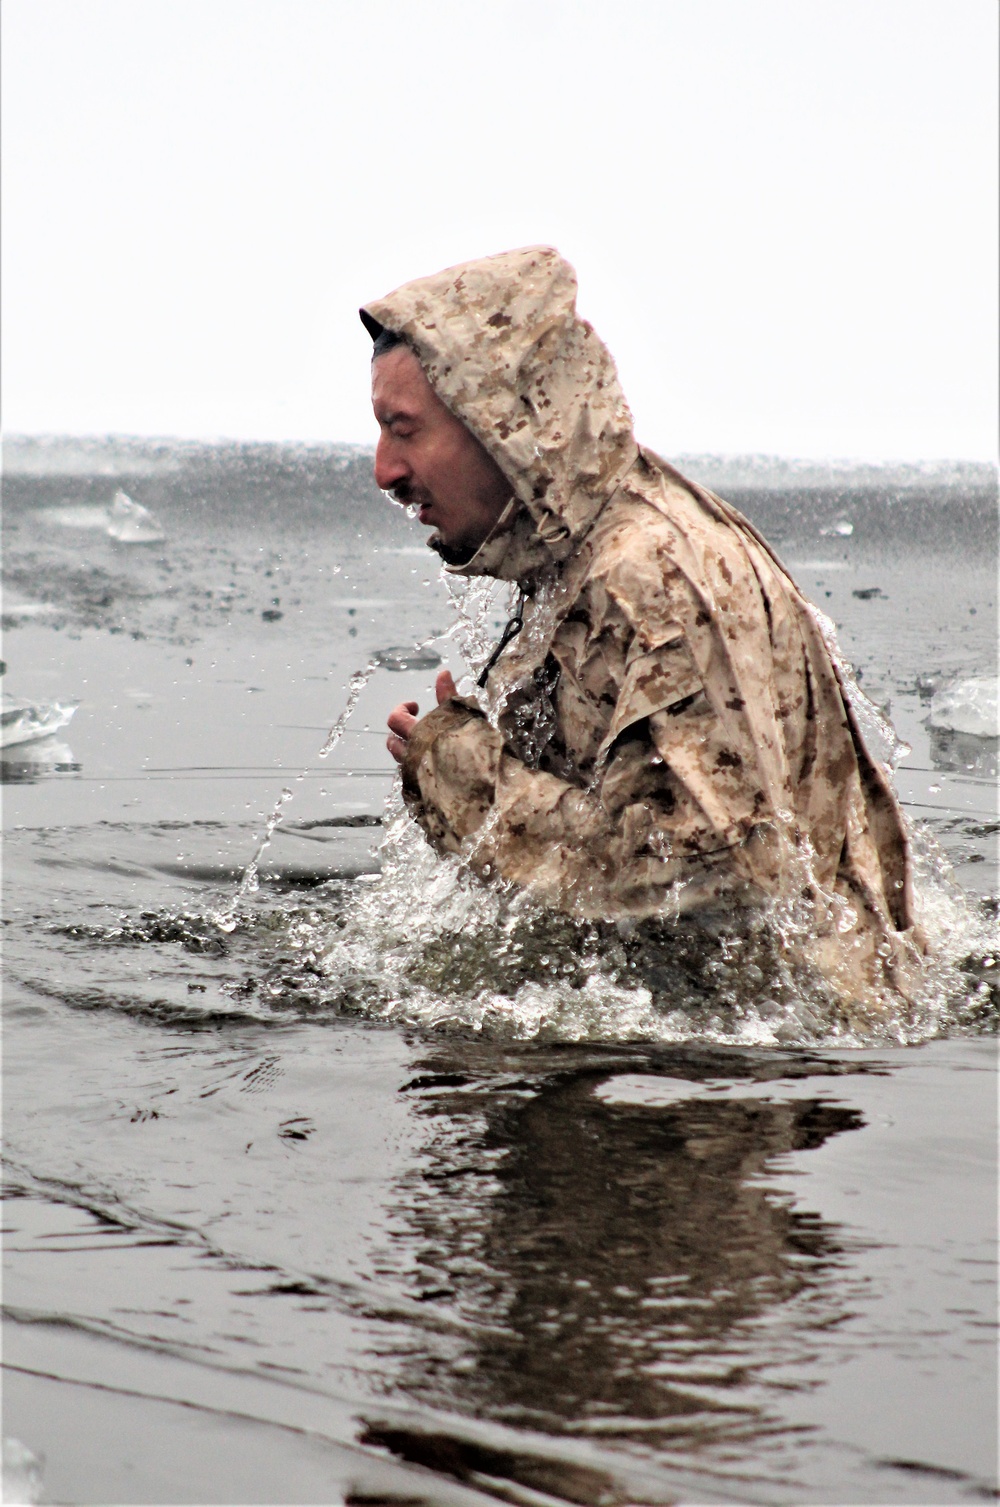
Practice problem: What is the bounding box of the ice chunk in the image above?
[373,645,442,671]
[820,518,854,537]
[0,601,62,626]
[37,502,112,530]
[2,1438,44,1505]
[928,677,999,738]
[915,670,948,700]
[0,696,78,750]
[106,489,166,543]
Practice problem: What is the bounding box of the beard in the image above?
[427,532,477,566]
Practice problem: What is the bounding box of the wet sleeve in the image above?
[400,671,775,919]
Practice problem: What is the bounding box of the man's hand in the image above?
[386,669,458,764]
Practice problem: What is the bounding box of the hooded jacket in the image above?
[361,248,922,1007]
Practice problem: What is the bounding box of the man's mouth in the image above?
[391,484,434,525]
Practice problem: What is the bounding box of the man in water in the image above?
[364,247,921,1010]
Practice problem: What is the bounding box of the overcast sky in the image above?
[2,0,997,458]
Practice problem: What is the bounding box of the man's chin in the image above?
[427,531,477,567]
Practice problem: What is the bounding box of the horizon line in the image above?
[2,430,997,469]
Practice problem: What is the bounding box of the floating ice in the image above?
[105,489,166,543]
[0,601,62,625]
[915,670,948,699]
[33,491,165,541]
[820,518,854,537]
[2,1439,44,1506]
[373,645,442,671]
[928,678,999,739]
[0,697,78,750]
[36,502,112,530]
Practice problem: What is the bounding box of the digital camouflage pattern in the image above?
[362,247,924,1011]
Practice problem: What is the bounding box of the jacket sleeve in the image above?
[400,657,779,919]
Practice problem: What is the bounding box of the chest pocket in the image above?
[598,635,704,762]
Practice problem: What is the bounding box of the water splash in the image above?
[263,774,992,1048]
[213,649,389,927]
[443,575,516,698]
[95,780,996,1042]
[216,579,502,928]
[317,657,380,760]
[211,651,383,930]
[214,785,295,928]
[193,571,995,1045]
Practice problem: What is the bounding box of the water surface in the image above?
[2,441,997,1504]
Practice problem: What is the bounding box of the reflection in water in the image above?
[0,736,79,783]
[375,1049,865,1483]
[928,724,998,778]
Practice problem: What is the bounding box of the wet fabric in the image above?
[361,247,923,1011]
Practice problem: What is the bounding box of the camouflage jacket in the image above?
[361,248,920,1001]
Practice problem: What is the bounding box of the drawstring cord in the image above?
[476,591,526,688]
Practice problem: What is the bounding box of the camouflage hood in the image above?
[361,246,638,579]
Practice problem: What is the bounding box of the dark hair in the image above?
[371,326,408,361]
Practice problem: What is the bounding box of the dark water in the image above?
[2,438,997,1504]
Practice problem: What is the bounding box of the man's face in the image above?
[371,345,512,556]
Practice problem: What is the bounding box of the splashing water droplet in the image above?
[239,787,292,889]
[317,658,380,760]
[214,575,481,927]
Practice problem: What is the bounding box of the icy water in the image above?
[2,438,997,1505]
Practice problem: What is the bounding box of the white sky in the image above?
[2,0,997,458]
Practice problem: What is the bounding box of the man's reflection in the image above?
[386,1050,864,1451]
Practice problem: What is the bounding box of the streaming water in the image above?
[223,785,295,912]
[217,657,388,924]
[2,442,996,1506]
[221,592,507,928]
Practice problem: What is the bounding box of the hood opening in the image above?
[359,247,638,577]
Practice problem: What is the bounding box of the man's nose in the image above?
[374,433,409,493]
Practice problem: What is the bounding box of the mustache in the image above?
[388,480,429,508]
